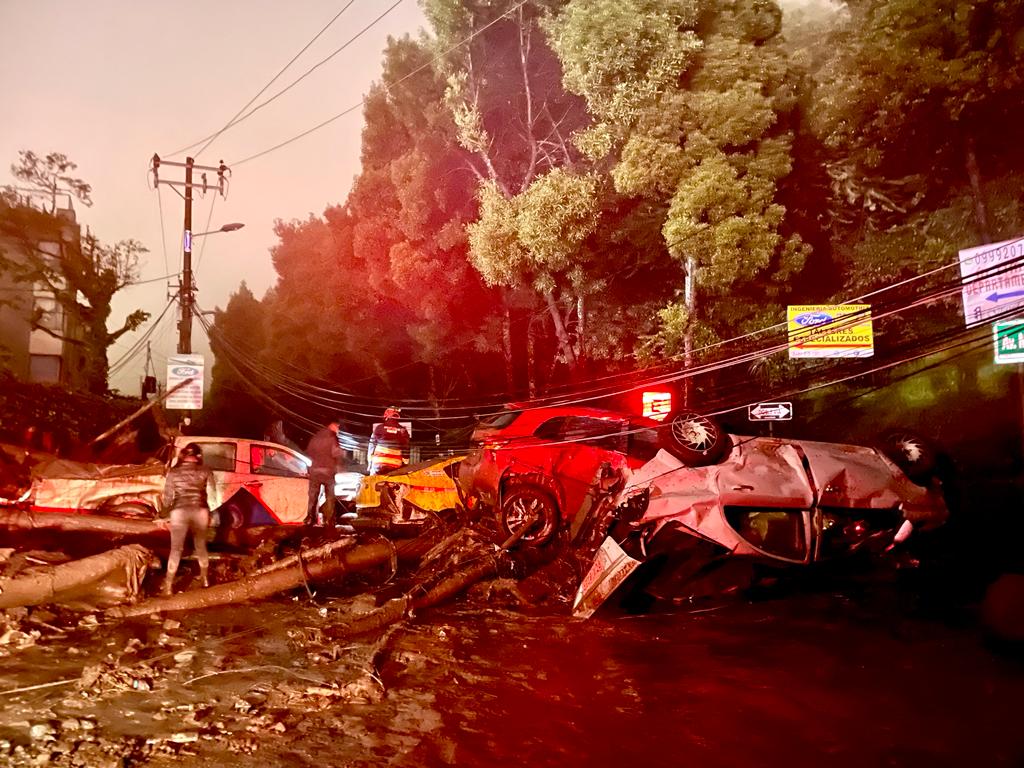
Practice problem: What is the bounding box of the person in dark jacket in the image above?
[305,417,342,526]
[368,406,410,474]
[162,442,214,595]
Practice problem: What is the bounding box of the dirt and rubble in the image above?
[0,597,430,767]
[0,494,593,767]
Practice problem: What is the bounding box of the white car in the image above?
[29,435,363,527]
[574,428,950,617]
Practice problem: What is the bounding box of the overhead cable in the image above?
[231,0,529,166]
[167,0,362,158]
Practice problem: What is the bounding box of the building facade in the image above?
[0,194,87,390]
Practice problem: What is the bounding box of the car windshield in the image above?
[476,410,522,430]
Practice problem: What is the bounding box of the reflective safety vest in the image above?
[369,422,409,472]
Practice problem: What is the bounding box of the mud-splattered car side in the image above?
[574,433,949,616]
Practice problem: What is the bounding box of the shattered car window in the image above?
[725,507,808,561]
[251,444,307,478]
[199,443,236,473]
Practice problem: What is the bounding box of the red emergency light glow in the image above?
[642,391,673,421]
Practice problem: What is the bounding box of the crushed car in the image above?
[28,435,364,527]
[456,406,949,614]
[353,455,464,524]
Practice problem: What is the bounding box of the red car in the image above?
[458,405,728,544]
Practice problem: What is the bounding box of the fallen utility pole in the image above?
[89,377,194,446]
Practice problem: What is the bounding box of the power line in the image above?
[171,0,404,160]
[193,245,1024,416]
[156,186,170,276]
[175,0,361,159]
[108,296,178,376]
[193,259,1009,428]
[231,0,529,167]
[194,193,217,275]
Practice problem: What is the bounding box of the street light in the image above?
[179,221,244,354]
[192,222,245,237]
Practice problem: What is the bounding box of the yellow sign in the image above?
[787,304,874,359]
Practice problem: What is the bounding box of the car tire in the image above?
[100,501,155,520]
[499,483,560,546]
[879,430,937,484]
[660,410,730,466]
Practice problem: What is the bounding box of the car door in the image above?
[549,416,629,519]
[245,441,310,524]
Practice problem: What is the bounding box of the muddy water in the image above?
[2,584,1022,768]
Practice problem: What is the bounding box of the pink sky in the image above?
[0,0,428,394]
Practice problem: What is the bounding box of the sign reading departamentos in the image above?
[787,304,874,359]
[960,237,1024,327]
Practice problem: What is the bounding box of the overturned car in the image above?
[456,406,949,614]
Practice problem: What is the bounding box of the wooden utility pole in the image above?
[148,154,231,355]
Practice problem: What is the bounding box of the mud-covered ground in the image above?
[1,574,1022,768]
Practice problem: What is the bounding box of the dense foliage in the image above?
[210,0,1024,427]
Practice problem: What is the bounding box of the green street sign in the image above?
[993,320,1024,364]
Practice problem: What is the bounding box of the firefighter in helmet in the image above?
[368,406,410,474]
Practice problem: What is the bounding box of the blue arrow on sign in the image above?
[986,289,1024,303]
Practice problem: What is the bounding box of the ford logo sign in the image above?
[172,366,199,377]
[794,312,833,327]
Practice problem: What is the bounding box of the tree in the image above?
[248,35,508,414]
[795,0,1024,354]
[428,0,615,382]
[547,0,810,395]
[200,282,272,437]
[808,0,1024,243]
[0,152,150,393]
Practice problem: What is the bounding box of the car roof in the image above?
[478,405,654,438]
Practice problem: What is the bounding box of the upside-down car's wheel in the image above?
[880,430,937,484]
[499,483,560,546]
[660,410,731,466]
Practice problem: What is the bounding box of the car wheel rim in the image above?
[671,414,717,451]
[506,496,547,539]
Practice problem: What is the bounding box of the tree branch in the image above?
[518,10,539,192]
[29,321,85,346]
[108,309,150,343]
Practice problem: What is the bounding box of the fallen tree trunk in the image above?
[246,537,357,578]
[108,533,439,618]
[327,553,502,639]
[0,544,154,610]
[0,510,165,537]
[412,557,498,610]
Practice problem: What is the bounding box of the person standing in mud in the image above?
[305,416,342,526]
[162,442,213,595]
